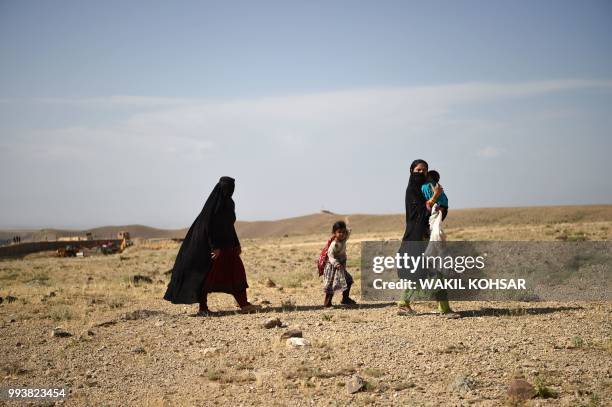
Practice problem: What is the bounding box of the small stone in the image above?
[346,375,365,394]
[286,337,310,348]
[154,320,165,327]
[507,378,536,400]
[254,369,273,387]
[132,275,153,284]
[131,346,146,354]
[122,309,160,320]
[448,374,475,393]
[280,329,303,340]
[201,347,221,356]
[264,278,276,287]
[51,327,72,338]
[262,317,282,329]
[6,296,17,303]
[94,320,117,328]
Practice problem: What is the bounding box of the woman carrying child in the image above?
[321,221,357,307]
[397,159,459,318]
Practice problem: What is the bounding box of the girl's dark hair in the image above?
[427,170,440,184]
[332,220,347,233]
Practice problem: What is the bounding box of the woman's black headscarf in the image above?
[402,159,430,242]
[163,176,240,304]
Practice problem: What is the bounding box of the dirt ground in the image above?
[1,221,610,406]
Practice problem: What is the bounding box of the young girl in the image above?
[321,221,357,307]
[422,170,449,221]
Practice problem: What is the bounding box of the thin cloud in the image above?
[476,146,502,158]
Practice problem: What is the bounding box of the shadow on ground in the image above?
[187,303,583,318]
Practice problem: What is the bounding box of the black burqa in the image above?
[402,159,430,242]
[398,159,430,281]
[163,176,240,304]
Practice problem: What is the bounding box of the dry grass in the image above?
[0,207,610,406]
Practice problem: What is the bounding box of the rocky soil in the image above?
[1,226,610,406]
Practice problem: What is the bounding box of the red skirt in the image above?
[204,247,248,294]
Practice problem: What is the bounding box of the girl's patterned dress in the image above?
[322,231,352,294]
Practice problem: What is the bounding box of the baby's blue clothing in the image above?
[422,183,449,207]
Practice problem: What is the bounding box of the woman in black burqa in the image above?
[163,176,258,314]
[397,159,458,317]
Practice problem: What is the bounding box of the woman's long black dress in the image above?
[163,177,245,304]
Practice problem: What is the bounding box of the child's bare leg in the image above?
[340,272,357,305]
[323,292,333,307]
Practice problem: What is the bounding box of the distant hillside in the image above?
[1,205,610,242]
[0,225,185,243]
[236,205,612,238]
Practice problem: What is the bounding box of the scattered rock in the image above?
[448,374,475,393]
[280,329,303,340]
[262,317,282,329]
[154,320,165,327]
[6,295,17,303]
[94,320,117,328]
[260,300,272,306]
[346,375,365,394]
[507,378,536,401]
[122,309,161,320]
[201,347,221,357]
[0,297,3,305]
[264,278,276,287]
[131,346,146,354]
[254,369,273,387]
[79,329,95,340]
[286,337,310,348]
[132,275,153,284]
[48,291,57,297]
[51,327,72,338]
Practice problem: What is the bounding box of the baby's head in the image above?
[332,220,348,241]
[427,170,441,185]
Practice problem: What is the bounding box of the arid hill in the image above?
[1,205,610,242]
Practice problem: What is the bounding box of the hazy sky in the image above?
[1,0,611,229]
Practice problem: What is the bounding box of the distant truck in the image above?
[101,241,120,255]
[118,231,133,251]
